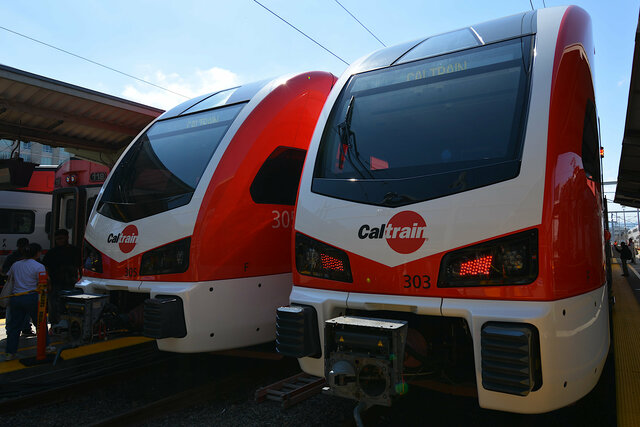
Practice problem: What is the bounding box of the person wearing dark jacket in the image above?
[615,241,633,277]
[42,229,81,324]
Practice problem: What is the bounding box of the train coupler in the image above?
[57,293,109,345]
[323,316,408,407]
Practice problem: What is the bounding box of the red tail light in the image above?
[459,255,493,276]
[296,233,352,282]
[140,238,190,275]
[320,254,345,272]
[438,230,538,287]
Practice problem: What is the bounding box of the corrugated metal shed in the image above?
[0,63,164,166]
[615,13,640,208]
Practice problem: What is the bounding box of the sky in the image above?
[0,0,638,223]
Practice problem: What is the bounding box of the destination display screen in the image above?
[313,37,532,207]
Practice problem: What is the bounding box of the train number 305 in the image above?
[403,274,431,289]
[124,267,138,277]
[272,210,294,229]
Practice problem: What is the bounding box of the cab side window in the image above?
[250,147,306,205]
[582,99,600,183]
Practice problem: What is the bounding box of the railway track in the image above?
[1,340,301,426]
[87,356,297,426]
[89,368,255,426]
[0,342,175,412]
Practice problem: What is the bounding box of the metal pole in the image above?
[36,272,48,361]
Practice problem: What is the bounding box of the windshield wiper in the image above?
[382,192,418,207]
[337,96,355,170]
[336,96,373,179]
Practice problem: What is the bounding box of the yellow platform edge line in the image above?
[0,359,26,374]
[612,263,640,426]
[60,336,153,360]
[1,336,153,373]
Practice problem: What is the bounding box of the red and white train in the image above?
[76,72,336,352]
[0,165,55,265]
[0,158,109,264]
[277,6,609,414]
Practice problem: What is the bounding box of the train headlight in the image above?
[140,237,190,276]
[83,240,103,273]
[295,233,353,282]
[437,229,538,287]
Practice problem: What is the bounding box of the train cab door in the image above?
[51,187,87,249]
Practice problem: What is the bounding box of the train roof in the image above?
[159,71,337,121]
[346,10,537,76]
[159,77,275,121]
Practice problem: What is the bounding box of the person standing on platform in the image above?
[42,230,82,325]
[1,238,35,336]
[4,243,52,360]
[2,238,29,274]
[615,241,633,277]
[628,237,636,264]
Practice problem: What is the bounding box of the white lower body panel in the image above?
[443,284,610,413]
[76,273,293,353]
[290,284,610,414]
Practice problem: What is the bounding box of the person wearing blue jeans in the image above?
[2,238,35,336]
[5,293,41,357]
[4,243,51,360]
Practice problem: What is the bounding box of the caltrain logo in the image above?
[358,211,428,254]
[107,225,139,253]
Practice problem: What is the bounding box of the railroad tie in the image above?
[255,372,326,408]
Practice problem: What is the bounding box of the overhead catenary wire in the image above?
[0,25,189,99]
[529,0,534,10]
[334,0,385,47]
[253,0,350,66]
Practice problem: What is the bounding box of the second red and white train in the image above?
[77,72,336,352]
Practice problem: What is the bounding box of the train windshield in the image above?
[98,103,245,222]
[313,37,532,207]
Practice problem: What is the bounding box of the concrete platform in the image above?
[613,259,640,426]
[0,318,63,368]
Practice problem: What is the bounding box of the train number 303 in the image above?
[403,274,431,289]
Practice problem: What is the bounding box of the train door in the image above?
[51,185,104,249]
[51,187,85,248]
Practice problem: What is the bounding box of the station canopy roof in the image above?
[0,63,164,167]
[616,13,640,208]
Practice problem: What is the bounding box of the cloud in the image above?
[122,67,241,110]
[618,79,627,87]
